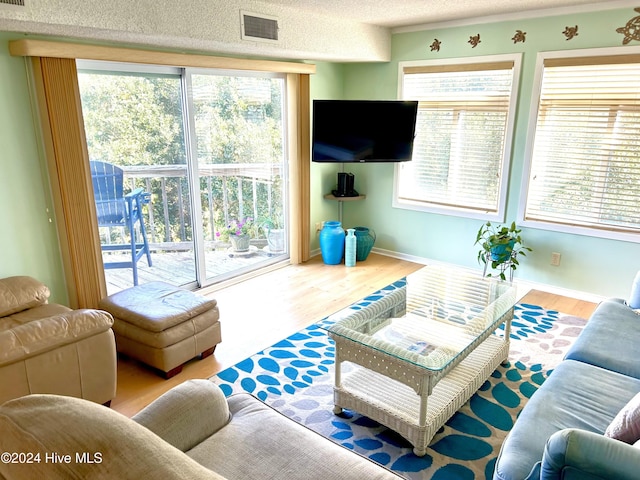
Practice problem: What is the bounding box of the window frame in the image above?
[518,45,640,243]
[394,53,522,221]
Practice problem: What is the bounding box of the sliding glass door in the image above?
[186,70,288,286]
[78,62,289,294]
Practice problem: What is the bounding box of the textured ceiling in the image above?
[0,0,635,62]
[260,0,618,28]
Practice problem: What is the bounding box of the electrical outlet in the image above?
[315,221,324,232]
[551,252,561,266]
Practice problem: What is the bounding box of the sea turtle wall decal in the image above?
[617,8,640,44]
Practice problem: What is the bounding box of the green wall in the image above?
[0,32,68,304]
[313,7,640,298]
[309,62,347,251]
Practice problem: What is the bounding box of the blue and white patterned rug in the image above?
[213,279,587,480]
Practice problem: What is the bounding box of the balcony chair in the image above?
[90,160,153,286]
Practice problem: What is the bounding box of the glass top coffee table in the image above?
[322,265,517,456]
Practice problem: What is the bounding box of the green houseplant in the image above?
[475,221,532,281]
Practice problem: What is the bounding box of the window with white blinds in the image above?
[523,52,640,238]
[394,55,521,220]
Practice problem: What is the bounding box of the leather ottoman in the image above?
[99,282,221,378]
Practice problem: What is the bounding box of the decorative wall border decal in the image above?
[617,8,640,44]
[512,30,526,43]
[430,39,441,52]
[562,25,579,40]
[468,33,481,48]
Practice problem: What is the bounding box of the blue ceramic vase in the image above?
[319,221,345,265]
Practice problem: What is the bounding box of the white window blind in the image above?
[395,58,519,218]
[524,55,640,234]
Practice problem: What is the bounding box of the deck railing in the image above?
[112,163,282,249]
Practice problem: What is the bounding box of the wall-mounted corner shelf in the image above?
[323,193,366,223]
[323,194,366,201]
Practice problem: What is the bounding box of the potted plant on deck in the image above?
[475,221,532,281]
[216,217,256,252]
[260,214,285,253]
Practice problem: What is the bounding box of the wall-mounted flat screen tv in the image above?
[312,100,418,163]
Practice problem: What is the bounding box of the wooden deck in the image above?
[103,242,286,295]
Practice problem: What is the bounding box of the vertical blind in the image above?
[524,56,640,233]
[398,61,516,214]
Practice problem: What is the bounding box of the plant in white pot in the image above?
[216,217,257,252]
[475,221,532,281]
[260,214,285,253]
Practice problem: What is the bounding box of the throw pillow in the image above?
[605,392,640,444]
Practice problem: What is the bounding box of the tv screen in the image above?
[312,100,418,163]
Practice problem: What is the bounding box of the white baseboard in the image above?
[310,246,607,304]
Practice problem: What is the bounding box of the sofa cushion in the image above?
[493,359,640,480]
[0,304,71,332]
[564,298,640,379]
[186,392,402,480]
[133,379,231,452]
[0,276,50,318]
[0,394,221,480]
[542,428,640,480]
[605,392,640,444]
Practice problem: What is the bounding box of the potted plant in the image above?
[216,217,257,252]
[475,221,532,281]
[259,214,285,253]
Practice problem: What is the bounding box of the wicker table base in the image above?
[333,335,509,456]
[327,266,516,457]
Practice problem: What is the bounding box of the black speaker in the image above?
[333,172,358,197]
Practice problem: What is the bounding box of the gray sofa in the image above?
[0,379,402,480]
[493,298,640,480]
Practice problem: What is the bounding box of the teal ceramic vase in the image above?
[354,226,375,261]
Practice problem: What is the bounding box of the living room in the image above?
[2,1,640,479]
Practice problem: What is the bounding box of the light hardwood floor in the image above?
[111,254,597,417]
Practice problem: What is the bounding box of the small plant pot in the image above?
[266,228,285,253]
[230,234,251,252]
[489,239,515,262]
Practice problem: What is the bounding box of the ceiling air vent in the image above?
[240,10,279,43]
[0,0,25,6]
